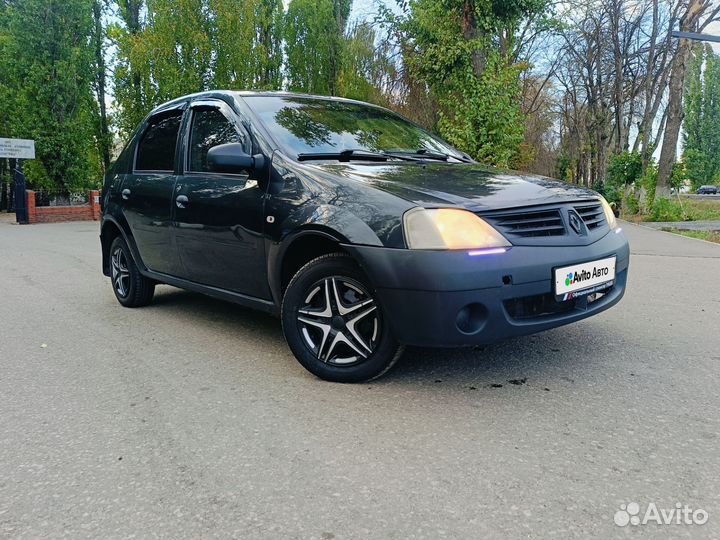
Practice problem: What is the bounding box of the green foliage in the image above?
[625,193,640,215]
[211,0,284,90]
[337,22,394,106]
[114,0,285,137]
[639,164,658,209]
[555,154,574,183]
[392,0,550,167]
[0,0,101,192]
[683,44,720,189]
[650,198,687,222]
[606,152,643,188]
[435,57,527,167]
[284,0,345,95]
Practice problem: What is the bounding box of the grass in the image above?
[622,196,720,222]
[660,228,720,244]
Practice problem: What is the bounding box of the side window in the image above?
[189,108,245,173]
[135,113,182,172]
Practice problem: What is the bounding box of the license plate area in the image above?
[554,256,616,301]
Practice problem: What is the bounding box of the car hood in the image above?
[309,161,600,211]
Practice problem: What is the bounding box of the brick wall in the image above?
[26,190,100,224]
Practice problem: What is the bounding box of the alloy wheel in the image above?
[296,276,380,366]
[111,247,130,298]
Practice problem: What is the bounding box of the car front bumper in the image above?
[344,229,630,347]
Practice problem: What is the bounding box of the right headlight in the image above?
[600,196,618,229]
[403,208,511,250]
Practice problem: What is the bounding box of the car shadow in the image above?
[149,286,283,339]
[146,286,618,388]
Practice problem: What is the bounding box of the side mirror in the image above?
[207,143,265,174]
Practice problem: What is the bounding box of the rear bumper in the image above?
[344,229,630,347]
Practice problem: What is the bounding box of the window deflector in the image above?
[185,100,251,175]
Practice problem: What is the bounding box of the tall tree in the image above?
[92,0,112,170]
[284,0,350,95]
[211,0,284,89]
[337,22,396,105]
[2,0,100,191]
[657,0,720,198]
[113,0,150,136]
[683,44,720,188]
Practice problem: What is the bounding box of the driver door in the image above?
[172,99,270,299]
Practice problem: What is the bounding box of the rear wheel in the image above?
[109,236,155,308]
[281,253,403,383]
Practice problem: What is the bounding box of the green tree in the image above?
[211,0,284,89]
[114,0,285,137]
[113,0,213,136]
[385,0,549,168]
[92,0,112,170]
[683,44,720,189]
[284,0,351,95]
[112,0,152,136]
[1,0,100,191]
[337,22,395,105]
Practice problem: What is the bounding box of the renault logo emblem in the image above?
[568,210,584,235]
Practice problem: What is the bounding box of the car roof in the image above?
[147,90,389,118]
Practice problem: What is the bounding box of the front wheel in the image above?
[281,253,403,383]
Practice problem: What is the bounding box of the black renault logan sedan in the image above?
[101,91,629,382]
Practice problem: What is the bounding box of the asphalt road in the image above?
[1,219,719,539]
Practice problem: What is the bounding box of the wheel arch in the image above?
[270,227,360,304]
[100,216,142,276]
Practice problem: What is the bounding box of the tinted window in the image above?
[189,109,245,172]
[135,114,182,171]
[245,96,465,160]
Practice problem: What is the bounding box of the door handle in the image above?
[121,188,131,200]
[176,194,189,209]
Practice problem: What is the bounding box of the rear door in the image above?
[172,99,269,298]
[121,107,185,275]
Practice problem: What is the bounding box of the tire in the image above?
[109,236,155,308]
[281,253,403,383]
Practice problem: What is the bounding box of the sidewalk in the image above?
[640,220,720,232]
[0,211,17,224]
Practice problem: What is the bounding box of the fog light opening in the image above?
[502,275,512,285]
[456,303,488,335]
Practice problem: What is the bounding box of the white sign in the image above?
[0,138,35,160]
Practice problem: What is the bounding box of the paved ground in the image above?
[642,220,720,232]
[1,218,719,539]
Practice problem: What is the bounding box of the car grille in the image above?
[482,201,607,239]
[504,290,608,321]
[485,209,565,238]
[573,203,605,230]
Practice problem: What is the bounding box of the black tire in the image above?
[109,236,155,308]
[281,253,403,383]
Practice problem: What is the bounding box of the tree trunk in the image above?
[657,0,705,198]
[463,1,486,79]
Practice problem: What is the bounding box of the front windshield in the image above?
[244,95,467,161]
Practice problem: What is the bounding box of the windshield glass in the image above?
[244,95,467,161]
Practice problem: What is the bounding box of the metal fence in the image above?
[0,181,15,212]
[34,190,89,207]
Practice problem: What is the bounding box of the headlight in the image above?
[403,208,511,250]
[600,197,618,229]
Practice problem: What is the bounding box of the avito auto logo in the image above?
[565,265,610,287]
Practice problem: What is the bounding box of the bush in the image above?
[625,194,640,215]
[650,198,687,222]
[639,164,658,210]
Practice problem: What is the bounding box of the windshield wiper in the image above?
[383,148,473,163]
[298,149,391,162]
